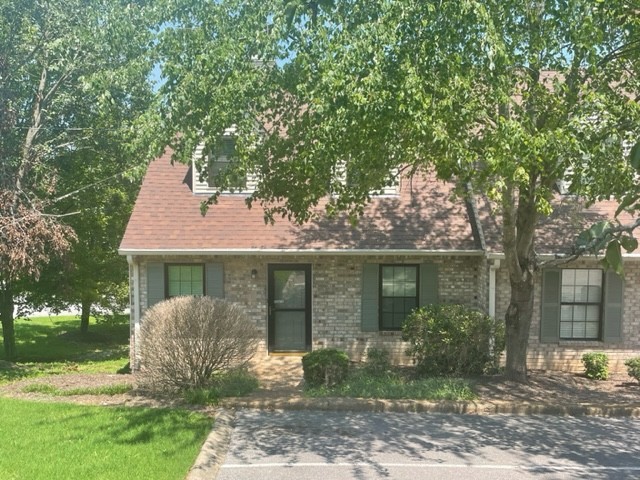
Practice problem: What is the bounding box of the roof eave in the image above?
[119,248,486,257]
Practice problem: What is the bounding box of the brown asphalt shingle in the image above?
[120,151,479,252]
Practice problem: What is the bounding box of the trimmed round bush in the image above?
[138,296,259,391]
[581,352,609,380]
[302,348,350,388]
[364,347,391,377]
[402,304,505,376]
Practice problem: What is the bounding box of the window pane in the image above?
[561,305,573,321]
[562,269,575,285]
[573,305,587,321]
[573,322,586,338]
[393,297,405,313]
[167,265,203,298]
[561,286,574,302]
[560,322,573,338]
[585,322,599,338]
[381,297,394,312]
[382,267,394,282]
[574,270,589,285]
[405,283,417,297]
[585,305,600,321]
[382,282,394,297]
[588,269,603,286]
[574,286,588,302]
[587,286,602,302]
[404,298,417,313]
[169,281,180,297]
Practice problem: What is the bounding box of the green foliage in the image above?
[305,368,476,401]
[0,316,128,362]
[184,368,260,405]
[582,352,610,380]
[0,0,158,358]
[402,304,505,376]
[302,348,350,388]
[0,315,129,384]
[153,0,640,379]
[624,357,640,384]
[363,347,391,377]
[0,398,211,480]
[22,383,132,396]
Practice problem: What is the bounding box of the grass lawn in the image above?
[0,397,212,480]
[0,315,129,384]
[305,369,477,401]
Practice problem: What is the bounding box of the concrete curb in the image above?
[221,397,640,417]
[187,408,236,480]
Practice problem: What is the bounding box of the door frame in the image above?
[267,264,312,353]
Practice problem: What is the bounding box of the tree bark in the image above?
[504,274,535,382]
[0,283,16,360]
[80,296,91,335]
[502,177,539,382]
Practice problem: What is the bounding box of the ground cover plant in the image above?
[0,315,129,384]
[305,368,477,401]
[304,348,476,401]
[21,383,132,396]
[0,397,211,480]
[183,368,260,405]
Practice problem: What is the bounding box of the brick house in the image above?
[119,149,640,372]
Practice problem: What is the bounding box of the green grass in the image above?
[0,315,129,384]
[305,369,477,401]
[0,397,212,480]
[184,369,259,405]
[22,383,132,396]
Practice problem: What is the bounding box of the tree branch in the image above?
[541,216,640,268]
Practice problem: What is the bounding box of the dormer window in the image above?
[208,136,246,190]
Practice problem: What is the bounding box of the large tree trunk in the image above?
[79,296,91,335]
[0,283,16,361]
[501,177,539,382]
[504,274,535,382]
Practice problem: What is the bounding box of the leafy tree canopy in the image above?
[0,0,158,358]
[156,0,640,380]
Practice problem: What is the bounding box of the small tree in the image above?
[138,296,260,391]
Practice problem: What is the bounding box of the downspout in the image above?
[127,255,141,370]
[489,259,500,318]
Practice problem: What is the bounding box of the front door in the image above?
[268,264,311,352]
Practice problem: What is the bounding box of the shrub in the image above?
[402,304,505,376]
[364,347,391,377]
[582,352,609,380]
[302,348,350,388]
[138,296,259,391]
[624,357,640,384]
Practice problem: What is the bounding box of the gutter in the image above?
[485,252,640,261]
[118,248,486,257]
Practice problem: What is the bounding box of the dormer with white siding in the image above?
[191,134,259,195]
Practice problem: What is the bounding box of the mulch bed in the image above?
[1,369,638,408]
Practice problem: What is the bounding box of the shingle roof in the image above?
[119,150,480,253]
[475,193,640,256]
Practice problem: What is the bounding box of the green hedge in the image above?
[402,304,505,376]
